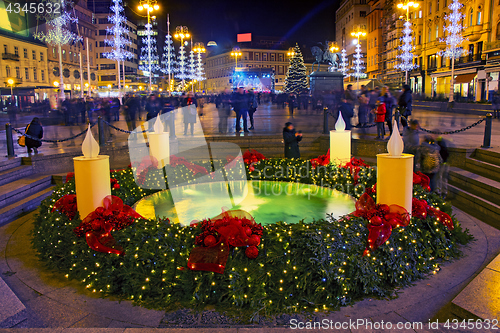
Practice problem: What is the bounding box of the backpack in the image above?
[421,149,441,173]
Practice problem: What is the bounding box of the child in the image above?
[374,98,386,140]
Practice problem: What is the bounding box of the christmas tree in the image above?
[103,0,134,96]
[339,49,350,77]
[283,44,308,94]
[161,15,176,81]
[139,23,160,80]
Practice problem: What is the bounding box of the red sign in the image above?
[237,33,252,42]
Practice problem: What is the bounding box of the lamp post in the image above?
[7,78,14,98]
[329,42,340,71]
[397,1,420,85]
[287,47,295,58]
[174,26,190,90]
[231,47,242,70]
[138,0,159,93]
[350,28,367,93]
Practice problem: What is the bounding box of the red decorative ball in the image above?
[113,183,120,189]
[245,246,259,259]
[204,235,217,247]
[248,234,261,246]
[244,227,253,236]
[370,216,383,226]
[387,218,400,228]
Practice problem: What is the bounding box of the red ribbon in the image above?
[52,194,77,220]
[170,155,209,175]
[412,197,454,230]
[73,195,144,255]
[188,209,263,274]
[413,171,431,191]
[353,193,410,256]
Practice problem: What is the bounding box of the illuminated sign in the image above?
[237,33,252,43]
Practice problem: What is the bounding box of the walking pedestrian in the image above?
[181,92,197,136]
[146,94,161,121]
[232,87,249,133]
[380,86,395,135]
[288,93,297,116]
[216,89,231,133]
[283,122,302,158]
[248,90,258,130]
[124,94,139,132]
[374,98,386,140]
[368,87,380,124]
[25,117,43,155]
[398,84,413,128]
[492,88,500,119]
[419,136,442,192]
[435,136,449,197]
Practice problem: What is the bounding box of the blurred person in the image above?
[398,84,413,128]
[368,86,380,124]
[345,84,355,107]
[111,97,121,121]
[380,86,395,135]
[283,122,302,158]
[124,94,140,132]
[146,94,161,121]
[181,92,197,135]
[248,90,258,130]
[419,136,442,192]
[162,97,176,138]
[25,117,43,155]
[435,135,450,197]
[338,98,354,130]
[374,98,386,140]
[288,93,297,116]
[492,88,500,119]
[403,119,421,169]
[215,89,231,134]
[358,86,369,128]
[232,87,249,133]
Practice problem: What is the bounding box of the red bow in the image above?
[413,171,431,191]
[73,195,144,255]
[353,193,410,256]
[310,149,330,168]
[412,197,454,230]
[52,194,77,220]
[188,209,263,274]
[170,155,209,176]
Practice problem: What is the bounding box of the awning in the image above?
[454,73,476,84]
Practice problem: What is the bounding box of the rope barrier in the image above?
[398,114,486,135]
[102,120,149,133]
[12,123,96,143]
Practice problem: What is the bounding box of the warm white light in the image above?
[153,4,159,10]
[387,120,404,156]
[82,124,99,158]
[53,81,59,87]
[335,111,346,131]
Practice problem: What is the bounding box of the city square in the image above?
[0,0,500,332]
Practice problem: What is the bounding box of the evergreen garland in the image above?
[283,44,308,94]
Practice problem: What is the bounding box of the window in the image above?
[33,68,37,81]
[14,47,18,56]
[3,44,7,53]
[429,3,432,14]
[52,47,56,58]
[374,37,377,47]
[419,10,422,18]
[271,54,275,61]
[428,54,437,68]
[477,11,482,25]
[6,65,10,77]
[69,51,72,62]
[360,11,366,17]
[255,53,259,61]
[40,52,44,61]
[100,63,116,70]
[32,50,36,60]
[99,41,106,47]
[428,29,432,43]
[437,0,439,10]
[418,32,422,44]
[98,18,108,24]
[90,57,93,66]
[263,53,268,61]
[99,30,107,35]
[100,75,116,81]
[279,54,283,62]
[24,48,28,58]
[24,67,29,80]
[444,0,447,7]
[62,50,66,60]
[15,66,20,78]
[436,25,439,39]
[90,43,92,51]
[469,9,473,26]
[41,70,45,81]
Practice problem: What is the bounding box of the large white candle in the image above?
[148,116,170,168]
[330,112,351,164]
[73,125,111,219]
[376,120,414,213]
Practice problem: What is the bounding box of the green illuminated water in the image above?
[134,180,356,226]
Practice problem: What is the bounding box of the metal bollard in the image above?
[482,113,492,148]
[5,123,16,157]
[323,107,329,134]
[97,116,105,146]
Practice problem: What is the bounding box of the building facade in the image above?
[94,13,138,90]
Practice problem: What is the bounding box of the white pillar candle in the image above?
[329,112,351,164]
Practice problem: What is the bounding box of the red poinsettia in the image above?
[73,195,144,255]
[227,150,266,172]
[131,156,159,186]
[342,157,370,185]
[412,197,454,230]
[413,171,431,191]
[188,209,263,274]
[310,150,330,168]
[352,193,410,256]
[170,155,209,176]
[110,178,120,190]
[65,172,75,183]
[52,194,77,220]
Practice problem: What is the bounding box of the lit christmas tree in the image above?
[103,0,134,97]
[176,41,188,85]
[139,23,160,91]
[283,43,308,94]
[339,49,350,77]
[193,42,206,83]
[395,21,418,84]
[161,15,176,91]
[188,49,196,82]
[439,0,468,102]
[34,0,82,101]
[351,42,365,80]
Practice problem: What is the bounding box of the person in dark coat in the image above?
[492,89,500,119]
[398,84,413,128]
[215,90,231,133]
[248,90,258,130]
[25,117,43,154]
[380,86,395,135]
[181,92,197,135]
[124,94,140,131]
[338,98,354,130]
[288,93,297,116]
[145,94,161,121]
[231,87,249,133]
[283,122,302,158]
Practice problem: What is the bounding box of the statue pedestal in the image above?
[309,71,344,96]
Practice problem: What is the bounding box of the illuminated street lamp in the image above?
[287,47,295,57]
[329,42,340,53]
[138,0,159,93]
[397,1,420,84]
[193,42,206,91]
[350,28,367,92]
[231,47,242,70]
[7,78,14,98]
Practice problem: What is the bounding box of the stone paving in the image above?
[0,207,499,331]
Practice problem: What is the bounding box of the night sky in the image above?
[127,0,341,50]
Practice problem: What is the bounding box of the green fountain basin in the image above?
[134,180,356,226]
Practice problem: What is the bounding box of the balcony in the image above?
[454,54,484,68]
[485,40,500,52]
[2,53,20,61]
[463,25,482,43]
